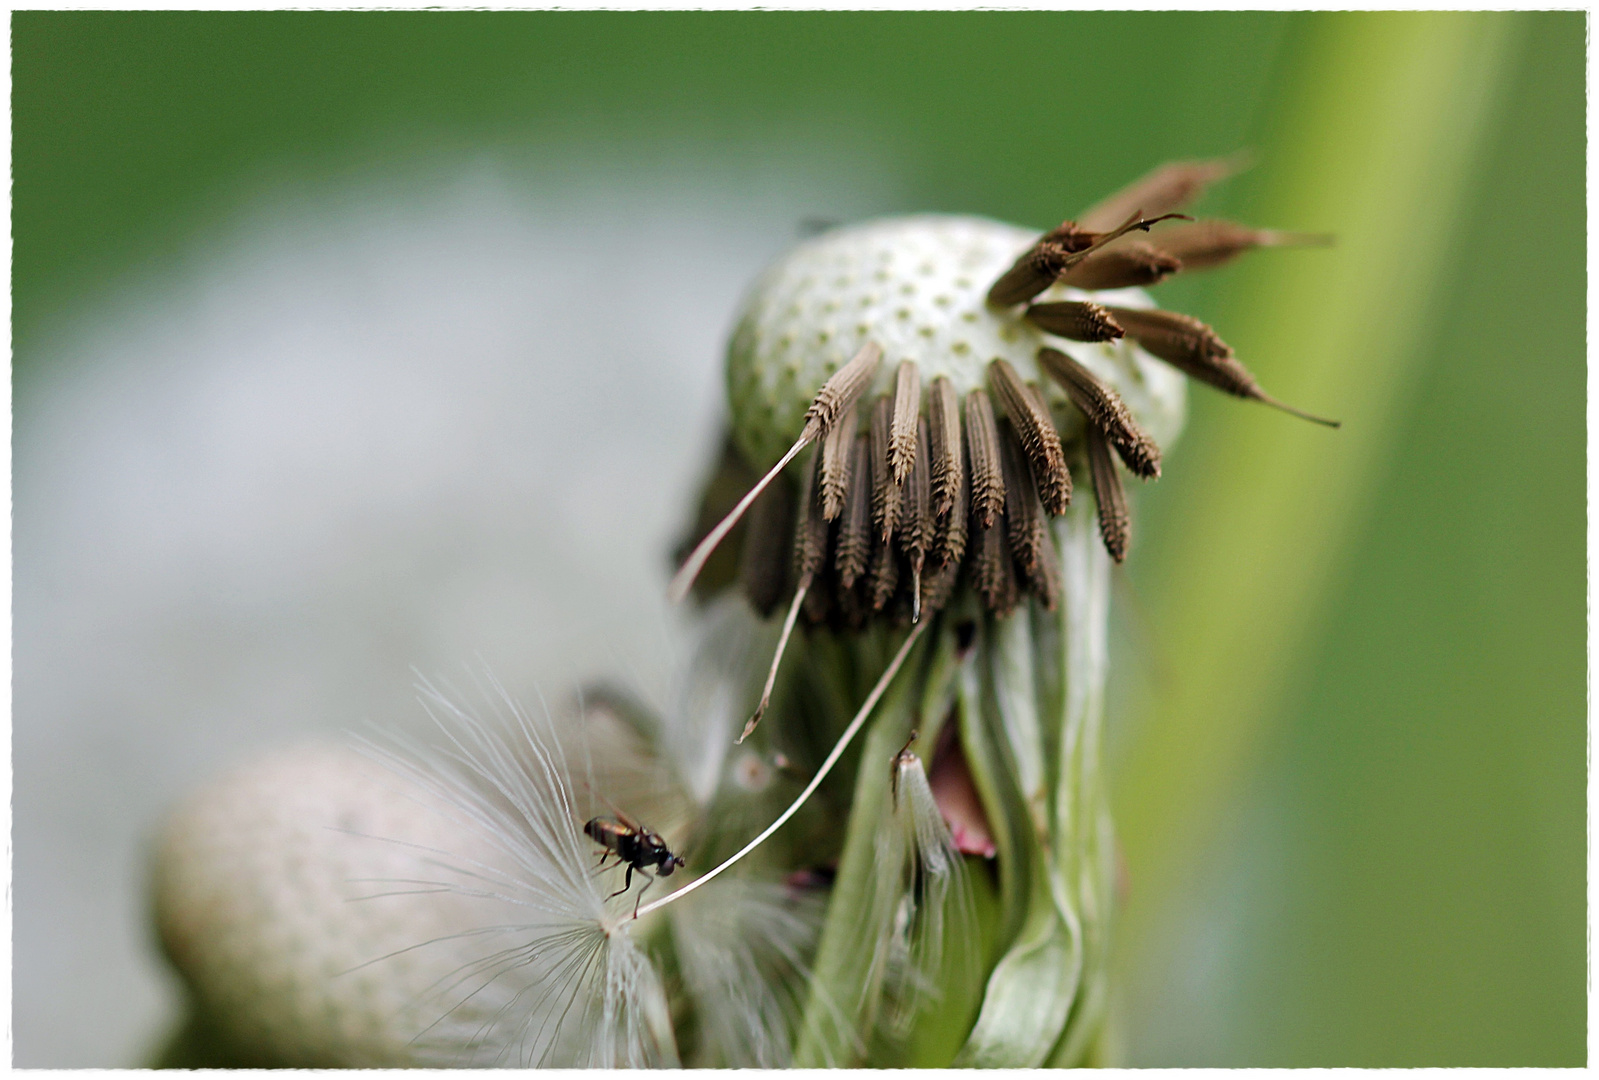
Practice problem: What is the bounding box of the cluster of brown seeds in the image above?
[673,158,1338,670]
[735,341,1158,641]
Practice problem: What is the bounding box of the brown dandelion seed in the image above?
[1030,521,1062,610]
[997,420,1051,585]
[988,358,1071,515]
[1025,300,1126,344]
[930,424,968,573]
[1149,219,1334,272]
[888,360,921,484]
[739,472,796,617]
[794,449,830,583]
[802,341,884,442]
[963,388,1006,529]
[1085,424,1130,563]
[1054,210,1191,277]
[867,526,901,613]
[928,376,968,573]
[1078,154,1248,233]
[919,554,961,616]
[819,402,860,520]
[836,432,873,590]
[1036,347,1162,479]
[670,340,881,602]
[1057,242,1182,291]
[984,221,1095,307]
[741,450,827,743]
[987,210,1190,308]
[869,394,902,543]
[926,376,965,518]
[1013,392,1062,608]
[970,502,1019,617]
[1106,306,1340,427]
[896,416,934,622]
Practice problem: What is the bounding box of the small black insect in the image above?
[584,811,685,918]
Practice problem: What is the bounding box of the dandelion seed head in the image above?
[152,675,683,1068]
[151,742,525,1066]
[728,215,1187,471]
[684,161,1335,620]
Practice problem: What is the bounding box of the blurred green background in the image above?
[14,11,1584,1066]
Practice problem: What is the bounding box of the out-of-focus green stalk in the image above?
[1111,9,1516,1030]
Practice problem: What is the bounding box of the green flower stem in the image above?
[1112,9,1517,999]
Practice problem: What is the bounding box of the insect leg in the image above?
[631,869,656,920]
[607,863,635,902]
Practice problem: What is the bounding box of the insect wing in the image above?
[596,792,645,833]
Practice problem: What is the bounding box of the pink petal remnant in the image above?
[951,821,997,860]
[927,726,997,859]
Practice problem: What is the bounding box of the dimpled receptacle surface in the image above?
[152,743,518,1066]
[726,214,1187,470]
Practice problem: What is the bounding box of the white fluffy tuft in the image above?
[361,673,681,1066]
